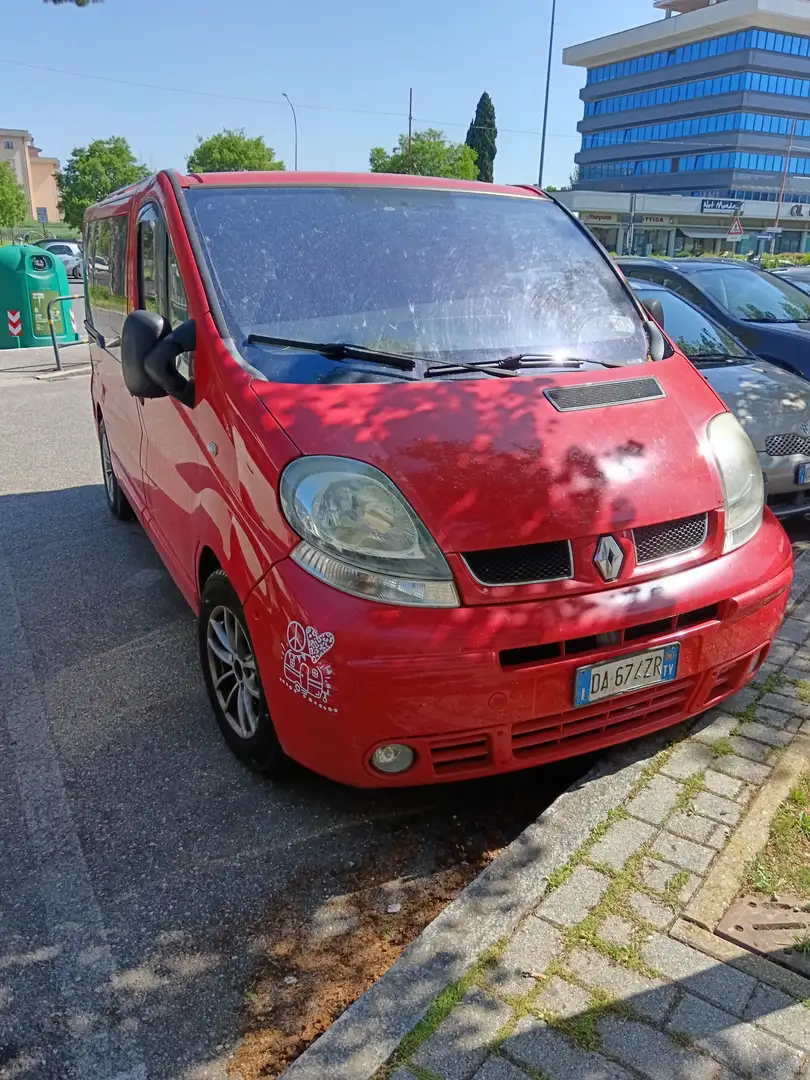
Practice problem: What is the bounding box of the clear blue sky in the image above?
[3,0,655,187]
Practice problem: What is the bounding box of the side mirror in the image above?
[121,309,169,398]
[642,298,664,328]
[645,319,667,362]
[143,319,196,407]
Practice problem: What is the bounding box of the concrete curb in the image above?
[34,364,91,381]
[280,547,810,1080]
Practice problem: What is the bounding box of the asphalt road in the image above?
[0,372,586,1080]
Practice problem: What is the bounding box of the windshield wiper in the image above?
[689,352,749,363]
[424,354,621,379]
[246,334,419,372]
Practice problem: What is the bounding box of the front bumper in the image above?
[761,451,810,518]
[245,511,793,787]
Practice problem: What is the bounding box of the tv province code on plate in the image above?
[574,644,679,707]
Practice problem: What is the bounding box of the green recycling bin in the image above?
[0,244,79,350]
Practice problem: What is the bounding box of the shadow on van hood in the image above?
[251,362,724,554]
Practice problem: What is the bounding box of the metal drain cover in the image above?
[716,894,810,978]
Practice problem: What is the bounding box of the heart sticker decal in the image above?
[306,626,335,663]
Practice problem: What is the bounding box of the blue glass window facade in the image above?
[582,152,810,181]
[586,27,810,85]
[582,111,809,149]
[586,70,810,117]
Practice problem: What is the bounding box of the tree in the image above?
[465,92,497,183]
[369,129,478,180]
[56,137,148,228]
[0,163,27,240]
[187,129,285,173]
[45,1,101,5]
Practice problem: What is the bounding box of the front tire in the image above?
[98,419,133,520]
[199,570,285,775]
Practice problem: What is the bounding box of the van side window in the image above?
[137,205,166,314]
[168,246,188,328]
[107,216,128,337]
[89,215,128,343]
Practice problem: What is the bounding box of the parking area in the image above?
[0,371,587,1080]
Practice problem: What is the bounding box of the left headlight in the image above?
[707,412,764,554]
[279,456,459,607]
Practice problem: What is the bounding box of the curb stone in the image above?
[279,549,810,1080]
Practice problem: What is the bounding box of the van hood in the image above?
[251,361,724,554]
[700,361,810,452]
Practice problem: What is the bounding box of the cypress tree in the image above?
[465,93,497,183]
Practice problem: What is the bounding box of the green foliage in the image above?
[369,128,478,181]
[187,128,285,173]
[465,92,497,183]
[56,136,148,229]
[45,0,100,5]
[0,162,28,231]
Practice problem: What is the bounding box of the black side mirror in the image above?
[642,298,664,329]
[144,319,196,407]
[121,309,169,398]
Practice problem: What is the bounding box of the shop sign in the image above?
[789,204,806,218]
[643,215,670,225]
[701,199,744,215]
[582,212,618,224]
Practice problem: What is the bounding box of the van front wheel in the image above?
[199,570,286,776]
[99,420,133,520]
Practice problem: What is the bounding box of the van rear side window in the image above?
[87,215,128,343]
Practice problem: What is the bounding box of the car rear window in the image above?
[186,185,649,381]
[694,266,810,323]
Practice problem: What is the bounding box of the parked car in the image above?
[34,239,83,279]
[616,257,810,381]
[630,278,810,518]
[84,171,792,787]
[771,265,810,294]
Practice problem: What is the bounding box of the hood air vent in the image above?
[545,378,665,412]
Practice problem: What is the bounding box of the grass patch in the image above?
[673,772,705,813]
[661,869,692,908]
[760,672,786,695]
[796,680,810,704]
[711,738,734,758]
[733,701,758,723]
[544,807,629,893]
[743,772,810,899]
[794,933,810,955]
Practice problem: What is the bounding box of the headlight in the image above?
[707,412,764,554]
[280,456,459,607]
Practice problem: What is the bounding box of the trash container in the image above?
[0,244,79,350]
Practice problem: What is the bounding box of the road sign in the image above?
[36,207,48,224]
[7,310,21,337]
[727,217,744,238]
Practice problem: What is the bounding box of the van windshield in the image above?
[186,185,649,381]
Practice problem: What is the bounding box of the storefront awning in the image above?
[678,227,747,239]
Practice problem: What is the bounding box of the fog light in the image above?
[371,744,415,774]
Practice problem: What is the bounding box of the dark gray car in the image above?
[630,278,810,518]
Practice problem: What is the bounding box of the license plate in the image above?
[574,644,680,707]
[798,463,810,485]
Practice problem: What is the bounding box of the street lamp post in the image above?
[282,92,298,171]
[537,0,557,188]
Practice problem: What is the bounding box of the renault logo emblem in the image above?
[801,421,810,436]
[594,536,625,582]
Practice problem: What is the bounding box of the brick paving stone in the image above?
[691,713,740,745]
[709,754,770,785]
[691,791,743,827]
[504,1017,632,1080]
[597,1014,720,1080]
[389,1071,418,1080]
[667,992,804,1080]
[784,662,810,682]
[412,988,512,1080]
[566,948,677,1024]
[641,934,756,1016]
[652,831,716,874]
[471,1058,529,1080]
[763,641,798,666]
[537,868,611,928]
[487,917,564,998]
[751,661,779,685]
[743,982,810,1052]
[756,706,802,733]
[629,891,676,930]
[725,736,771,764]
[661,742,715,781]
[666,811,729,850]
[733,720,794,749]
[536,976,593,1020]
[640,858,701,903]
[599,915,634,947]
[775,618,810,646]
[627,775,682,826]
[760,692,810,719]
[720,688,759,715]
[589,819,656,871]
[702,769,745,800]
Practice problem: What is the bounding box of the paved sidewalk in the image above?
[380,565,810,1080]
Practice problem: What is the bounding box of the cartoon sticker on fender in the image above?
[282,620,337,711]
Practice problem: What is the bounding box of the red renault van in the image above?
[85,171,792,787]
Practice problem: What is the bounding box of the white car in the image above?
[35,239,84,280]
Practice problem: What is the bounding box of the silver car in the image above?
[631,278,810,518]
[34,239,83,280]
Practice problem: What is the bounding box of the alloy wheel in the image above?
[205,605,262,738]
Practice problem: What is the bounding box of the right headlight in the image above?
[707,412,764,554]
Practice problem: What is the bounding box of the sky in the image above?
[2,0,657,188]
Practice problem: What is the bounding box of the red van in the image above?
[85,171,792,787]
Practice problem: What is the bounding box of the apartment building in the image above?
[0,128,61,223]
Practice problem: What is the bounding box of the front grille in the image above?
[633,513,707,564]
[765,433,810,458]
[544,377,664,412]
[463,540,573,585]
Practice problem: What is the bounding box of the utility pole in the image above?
[407,88,413,174]
[282,93,298,171]
[772,116,797,255]
[538,0,557,187]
